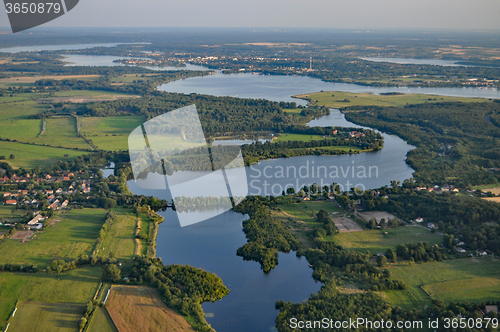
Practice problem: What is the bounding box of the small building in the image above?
[5,200,16,205]
[3,192,11,197]
[416,217,424,223]
[477,250,487,256]
[456,247,466,253]
[30,223,43,230]
[28,214,44,226]
[427,222,436,229]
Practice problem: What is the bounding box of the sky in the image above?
[1,0,500,30]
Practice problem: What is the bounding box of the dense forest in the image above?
[344,102,500,187]
[234,197,299,272]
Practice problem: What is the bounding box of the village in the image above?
[0,170,94,233]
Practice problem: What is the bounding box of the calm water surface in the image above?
[159,72,500,106]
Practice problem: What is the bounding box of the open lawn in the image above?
[279,201,342,226]
[0,141,87,169]
[0,273,30,328]
[106,285,194,332]
[0,267,101,329]
[19,267,102,303]
[294,91,488,109]
[0,75,100,87]
[332,225,442,254]
[0,119,42,139]
[0,205,17,220]
[79,116,146,151]
[27,117,91,149]
[472,182,500,191]
[8,302,84,332]
[385,256,500,310]
[88,307,118,332]
[0,208,107,266]
[96,207,137,262]
[0,99,49,120]
[275,133,331,142]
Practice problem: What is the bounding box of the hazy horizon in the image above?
[1,0,500,31]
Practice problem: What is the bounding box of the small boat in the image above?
[307,263,313,268]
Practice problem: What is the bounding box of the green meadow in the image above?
[384,256,500,310]
[8,302,85,332]
[28,117,91,149]
[0,208,107,267]
[0,141,86,169]
[279,201,342,226]
[295,91,489,109]
[331,226,443,254]
[87,307,118,332]
[275,133,331,142]
[96,207,137,261]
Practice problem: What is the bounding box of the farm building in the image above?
[5,200,17,205]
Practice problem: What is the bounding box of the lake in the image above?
[126,183,321,332]
[158,72,500,106]
[125,107,415,331]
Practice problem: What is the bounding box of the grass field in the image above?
[384,256,500,310]
[87,307,118,332]
[106,285,194,332]
[471,182,500,190]
[0,75,101,87]
[0,141,87,169]
[0,273,30,328]
[19,267,101,303]
[79,116,146,151]
[294,91,489,109]
[279,201,342,226]
[0,99,49,120]
[0,205,18,220]
[0,208,107,266]
[331,225,442,254]
[0,119,42,139]
[8,302,85,332]
[0,267,101,329]
[28,117,91,149]
[275,133,331,142]
[96,207,137,262]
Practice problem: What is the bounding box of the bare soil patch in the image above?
[49,219,61,226]
[0,232,5,239]
[106,285,194,332]
[332,217,363,233]
[10,230,34,241]
[358,211,397,223]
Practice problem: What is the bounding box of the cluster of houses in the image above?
[0,171,77,184]
[414,184,460,193]
[1,170,92,209]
